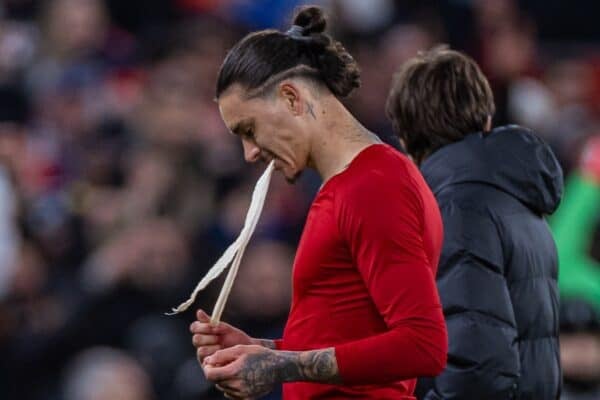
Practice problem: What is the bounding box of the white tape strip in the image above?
[167,160,275,316]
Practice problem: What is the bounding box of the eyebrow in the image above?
[229,118,255,136]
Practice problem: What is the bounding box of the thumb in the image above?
[196,309,211,322]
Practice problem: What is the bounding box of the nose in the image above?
[242,139,261,163]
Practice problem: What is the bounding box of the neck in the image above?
[308,97,381,182]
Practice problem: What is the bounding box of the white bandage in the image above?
[167,161,275,320]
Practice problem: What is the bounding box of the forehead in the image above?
[218,85,262,133]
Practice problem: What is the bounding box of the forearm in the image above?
[250,338,277,349]
[335,317,447,384]
[282,348,341,384]
[247,348,341,385]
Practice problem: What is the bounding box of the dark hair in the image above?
[385,46,495,163]
[216,6,360,99]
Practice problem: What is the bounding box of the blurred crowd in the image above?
[0,0,598,399]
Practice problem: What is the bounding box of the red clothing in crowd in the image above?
[276,144,447,399]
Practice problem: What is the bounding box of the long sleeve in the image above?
[423,203,520,400]
[333,174,447,385]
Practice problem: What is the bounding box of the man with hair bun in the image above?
[190,6,448,399]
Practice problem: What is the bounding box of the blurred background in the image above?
[0,0,599,399]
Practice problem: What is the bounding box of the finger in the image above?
[215,382,239,392]
[196,309,211,322]
[210,321,234,334]
[215,383,227,392]
[203,361,239,381]
[205,346,244,366]
[224,391,245,400]
[196,345,221,362]
[192,333,219,347]
[216,383,244,399]
[190,321,216,334]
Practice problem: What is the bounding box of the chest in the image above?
[292,194,357,295]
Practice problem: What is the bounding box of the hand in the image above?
[190,310,253,364]
[203,346,341,399]
[203,345,280,399]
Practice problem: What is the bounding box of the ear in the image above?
[277,82,303,116]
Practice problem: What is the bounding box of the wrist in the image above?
[273,351,304,383]
[273,349,341,384]
[251,338,276,349]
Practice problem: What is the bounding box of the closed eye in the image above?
[229,118,256,139]
[242,128,255,140]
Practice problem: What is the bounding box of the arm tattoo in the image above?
[253,338,277,349]
[294,348,341,383]
[238,348,341,395]
[306,102,317,120]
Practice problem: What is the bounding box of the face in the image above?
[218,84,312,183]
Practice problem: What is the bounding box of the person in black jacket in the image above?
[386,46,563,400]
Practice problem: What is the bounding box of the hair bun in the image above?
[292,6,326,35]
[216,4,359,99]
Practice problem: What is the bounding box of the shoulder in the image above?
[336,144,424,201]
[436,182,517,216]
[329,145,427,223]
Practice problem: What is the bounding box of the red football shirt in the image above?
[276,144,447,399]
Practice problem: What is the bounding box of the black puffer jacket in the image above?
[418,125,563,400]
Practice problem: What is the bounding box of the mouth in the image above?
[261,151,282,170]
[260,153,296,181]
[274,159,301,183]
